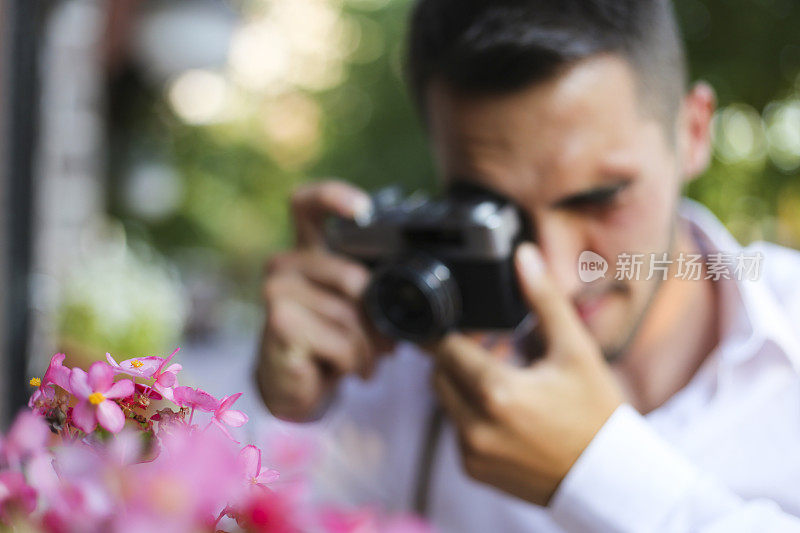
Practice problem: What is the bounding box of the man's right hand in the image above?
[256,180,394,422]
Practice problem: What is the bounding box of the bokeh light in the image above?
[168,69,233,125]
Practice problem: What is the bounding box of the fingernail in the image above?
[516,243,544,278]
[352,195,374,226]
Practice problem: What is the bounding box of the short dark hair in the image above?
[406,0,687,128]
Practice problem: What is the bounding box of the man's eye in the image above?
[557,181,630,212]
[569,190,618,208]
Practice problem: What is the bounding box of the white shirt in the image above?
[224,199,800,532]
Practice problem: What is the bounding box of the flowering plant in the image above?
[1,350,429,533]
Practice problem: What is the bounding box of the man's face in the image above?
[427,55,691,358]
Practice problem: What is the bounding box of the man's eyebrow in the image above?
[552,180,632,209]
[446,175,507,198]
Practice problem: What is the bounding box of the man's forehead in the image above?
[427,56,648,204]
[426,54,642,131]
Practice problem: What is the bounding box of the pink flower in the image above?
[30,442,115,530]
[115,425,244,533]
[319,507,377,533]
[208,393,248,442]
[107,348,182,403]
[106,353,162,379]
[0,471,37,521]
[1,411,50,469]
[28,353,71,408]
[172,386,220,412]
[319,508,432,533]
[43,353,71,389]
[239,445,279,491]
[152,348,182,402]
[259,427,318,474]
[69,362,134,434]
[237,489,298,533]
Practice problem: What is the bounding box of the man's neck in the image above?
[612,222,721,415]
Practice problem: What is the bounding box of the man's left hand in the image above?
[429,243,624,506]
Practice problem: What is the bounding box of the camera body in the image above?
[325,185,529,343]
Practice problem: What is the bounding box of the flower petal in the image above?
[44,353,71,390]
[239,445,261,478]
[219,409,248,428]
[164,347,180,365]
[193,389,221,412]
[156,371,176,388]
[71,401,97,433]
[136,383,163,400]
[3,412,49,468]
[156,347,180,375]
[210,418,238,443]
[106,352,120,368]
[27,389,42,409]
[218,392,243,413]
[69,369,92,400]
[87,361,114,392]
[172,386,191,407]
[104,379,134,399]
[96,400,126,433]
[256,468,280,485]
[0,471,37,516]
[173,386,220,411]
[109,355,160,378]
[152,383,174,403]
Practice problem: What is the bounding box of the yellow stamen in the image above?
[29,377,41,387]
[131,360,144,368]
[89,392,105,405]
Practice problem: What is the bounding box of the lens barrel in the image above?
[364,255,461,343]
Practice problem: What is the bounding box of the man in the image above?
[256,0,800,530]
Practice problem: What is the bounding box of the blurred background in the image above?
[2,0,800,425]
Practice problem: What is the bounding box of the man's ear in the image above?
[677,82,716,183]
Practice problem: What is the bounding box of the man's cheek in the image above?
[592,206,660,257]
[605,183,675,252]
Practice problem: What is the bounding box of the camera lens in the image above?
[365,255,461,343]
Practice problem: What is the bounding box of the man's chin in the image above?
[578,296,636,361]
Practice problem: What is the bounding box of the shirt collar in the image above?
[679,198,800,376]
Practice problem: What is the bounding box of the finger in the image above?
[515,243,590,354]
[429,334,501,405]
[267,249,371,301]
[432,369,482,429]
[291,180,372,248]
[269,299,366,377]
[464,332,515,360]
[365,319,397,356]
[264,272,362,334]
[259,334,329,421]
[264,274,376,379]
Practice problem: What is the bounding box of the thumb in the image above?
[514,243,590,355]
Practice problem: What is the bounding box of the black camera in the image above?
[325,184,529,343]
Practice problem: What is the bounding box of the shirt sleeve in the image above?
[549,404,800,533]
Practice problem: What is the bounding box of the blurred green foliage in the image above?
[56,242,186,359]
[676,0,800,244]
